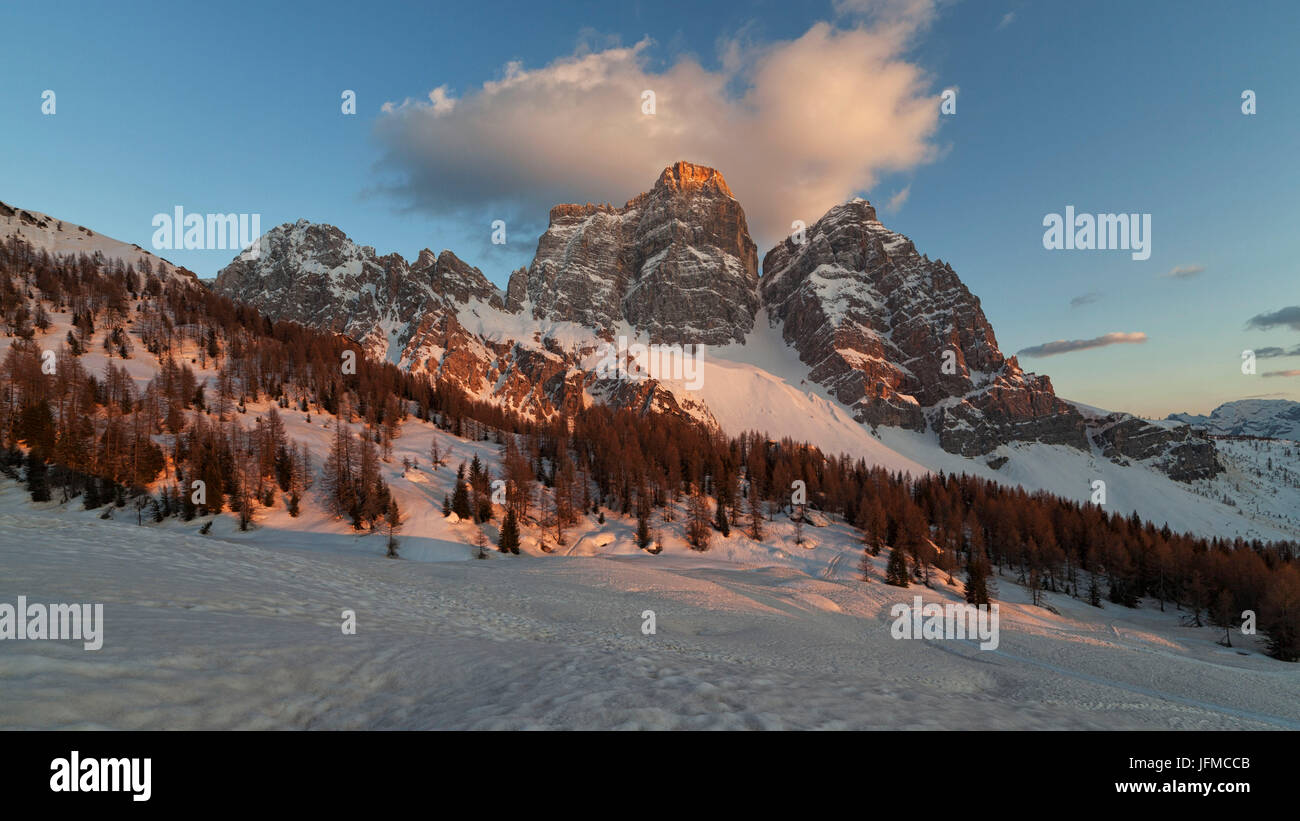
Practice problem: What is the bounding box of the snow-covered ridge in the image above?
[0,200,193,282]
[1169,399,1300,441]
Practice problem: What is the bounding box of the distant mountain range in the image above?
[1169,400,1300,441]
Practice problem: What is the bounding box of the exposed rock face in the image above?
[213,218,712,424]
[1092,415,1223,481]
[210,177,1221,482]
[1169,399,1300,441]
[212,220,502,360]
[761,199,1087,456]
[514,161,760,345]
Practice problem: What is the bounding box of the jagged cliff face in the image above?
[508,161,760,345]
[211,213,708,425]
[212,220,502,360]
[761,199,1088,456]
[209,168,1220,481]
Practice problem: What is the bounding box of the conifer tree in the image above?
[636,491,652,551]
[498,507,521,555]
[25,453,50,502]
[714,495,730,536]
[885,544,910,587]
[452,462,472,519]
[384,499,403,558]
[964,553,991,605]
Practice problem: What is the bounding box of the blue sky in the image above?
[3,0,1298,416]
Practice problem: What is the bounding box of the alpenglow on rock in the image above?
[759,197,1218,480]
[507,161,760,345]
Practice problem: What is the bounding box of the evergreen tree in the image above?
[1087,572,1102,608]
[384,499,403,558]
[82,477,102,510]
[713,496,730,536]
[965,554,991,605]
[25,453,50,502]
[636,492,652,551]
[885,545,910,587]
[1261,570,1300,661]
[498,508,521,555]
[452,463,472,519]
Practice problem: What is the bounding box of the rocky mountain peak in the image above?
[214,221,503,362]
[515,161,760,344]
[760,197,1217,478]
[649,161,736,200]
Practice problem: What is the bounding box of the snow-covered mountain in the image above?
[209,162,1220,487]
[0,200,194,283]
[761,199,1090,455]
[212,220,503,361]
[1169,399,1300,441]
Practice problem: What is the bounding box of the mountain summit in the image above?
[761,198,1086,456]
[507,161,760,345]
[207,164,1221,481]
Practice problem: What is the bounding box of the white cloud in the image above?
[372,14,941,249]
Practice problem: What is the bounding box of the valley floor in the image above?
[2,487,1297,730]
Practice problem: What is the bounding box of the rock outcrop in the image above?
[511,161,760,345]
[761,198,1087,456]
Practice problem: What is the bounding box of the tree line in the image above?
[2,233,1298,660]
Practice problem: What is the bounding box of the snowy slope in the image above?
[3,486,1298,730]
[650,317,1300,542]
[0,201,192,282]
[429,302,1291,541]
[5,305,1300,730]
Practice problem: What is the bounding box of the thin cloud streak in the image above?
[1247,306,1300,332]
[1017,332,1147,358]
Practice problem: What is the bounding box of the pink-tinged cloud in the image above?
[1262,370,1300,378]
[1017,332,1148,358]
[372,13,941,248]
